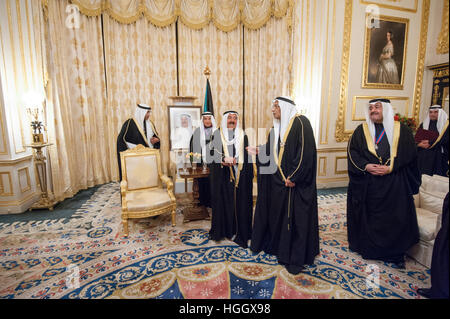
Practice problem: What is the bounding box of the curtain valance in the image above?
[63,0,292,31]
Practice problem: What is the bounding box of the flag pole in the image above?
[203,66,211,113]
[203,65,211,79]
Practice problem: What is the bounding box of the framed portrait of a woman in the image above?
[362,14,409,89]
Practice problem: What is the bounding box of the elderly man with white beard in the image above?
[208,111,253,249]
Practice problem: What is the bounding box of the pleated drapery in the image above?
[68,0,293,31]
[45,0,111,200]
[244,16,292,146]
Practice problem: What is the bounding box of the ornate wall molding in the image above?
[0,171,13,196]
[360,0,418,13]
[334,0,352,143]
[351,96,410,122]
[411,0,430,123]
[436,0,449,54]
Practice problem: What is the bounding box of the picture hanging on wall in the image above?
[362,14,409,90]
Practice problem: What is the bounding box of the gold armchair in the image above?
[120,145,176,237]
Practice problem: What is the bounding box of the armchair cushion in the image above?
[125,154,159,190]
[125,188,173,212]
[408,174,448,267]
[419,188,446,215]
[421,174,449,194]
[415,207,440,241]
[413,193,420,208]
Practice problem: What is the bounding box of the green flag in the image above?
[203,79,214,115]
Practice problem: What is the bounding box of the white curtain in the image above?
[244,16,292,145]
[177,22,243,119]
[45,0,111,201]
[103,16,177,177]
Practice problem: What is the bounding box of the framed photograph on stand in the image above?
[168,105,202,151]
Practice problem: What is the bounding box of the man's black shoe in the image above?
[417,288,433,298]
[390,261,405,269]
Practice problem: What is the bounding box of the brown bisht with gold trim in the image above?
[346,121,421,264]
[251,115,319,275]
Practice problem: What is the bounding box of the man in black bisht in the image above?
[189,111,217,208]
[347,98,421,268]
[247,97,319,275]
[415,105,449,176]
[417,192,449,299]
[116,103,160,180]
[208,111,253,248]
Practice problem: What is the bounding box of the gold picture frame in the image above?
[360,0,418,13]
[362,14,409,89]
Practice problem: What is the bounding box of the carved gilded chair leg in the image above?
[171,209,176,226]
[122,219,129,237]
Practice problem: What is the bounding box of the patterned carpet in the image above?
[0,183,430,299]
